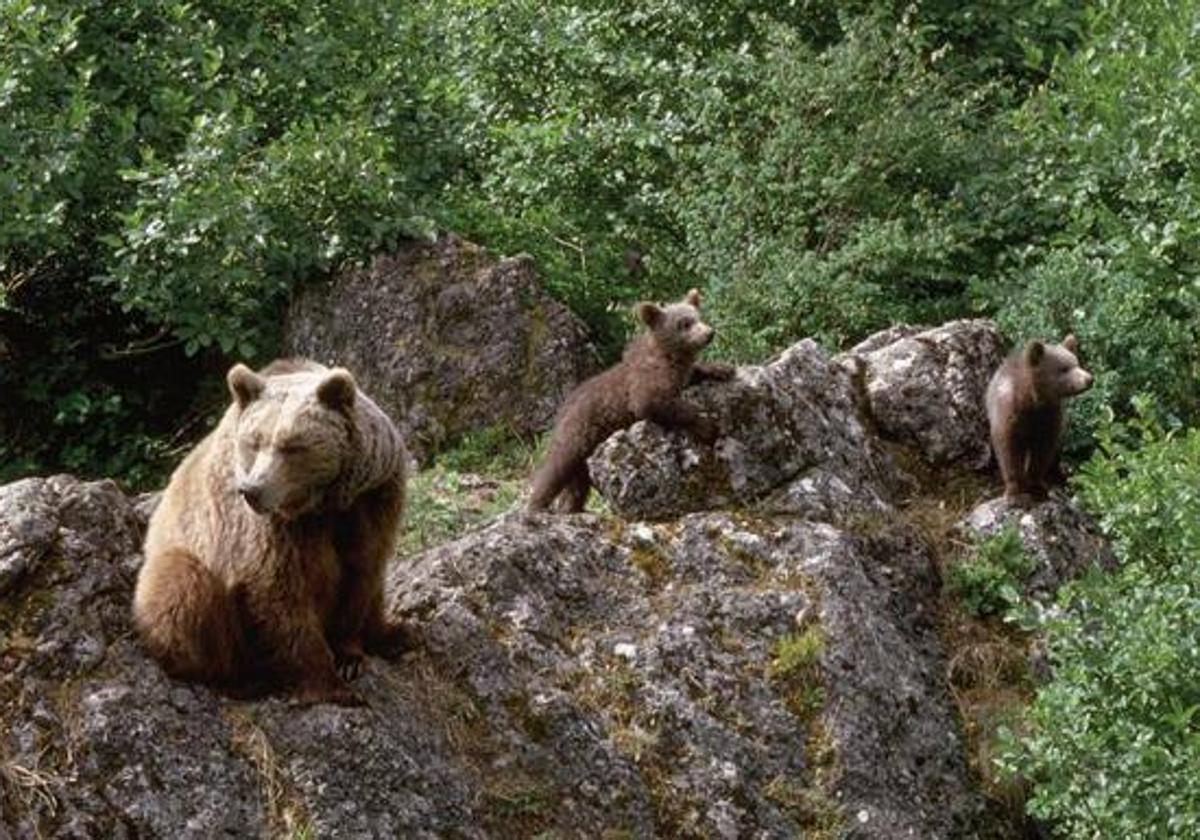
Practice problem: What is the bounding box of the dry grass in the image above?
[880,442,1034,832]
[224,710,314,840]
[0,755,62,832]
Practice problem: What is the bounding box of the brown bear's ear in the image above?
[1062,334,1079,354]
[637,302,663,328]
[316,368,357,410]
[684,288,702,307]
[1024,340,1046,366]
[227,363,265,408]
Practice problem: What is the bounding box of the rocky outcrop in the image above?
[284,234,595,463]
[589,339,908,522]
[0,474,986,839]
[958,494,1117,602]
[388,512,986,839]
[1,319,1115,840]
[836,320,1007,468]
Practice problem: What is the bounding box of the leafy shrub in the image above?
[998,414,1200,837]
[978,0,1200,448]
[0,0,459,484]
[947,525,1035,618]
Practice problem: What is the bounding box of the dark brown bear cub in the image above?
[985,334,1094,505]
[528,289,734,512]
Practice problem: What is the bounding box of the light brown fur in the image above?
[985,334,1093,506]
[134,360,409,705]
[528,289,733,512]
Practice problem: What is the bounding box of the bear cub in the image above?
[134,359,410,706]
[986,334,1093,505]
[528,288,734,512]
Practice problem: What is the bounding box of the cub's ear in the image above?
[1062,333,1079,354]
[317,368,357,410]
[684,288,702,307]
[227,363,265,408]
[637,302,663,328]
[1024,340,1045,366]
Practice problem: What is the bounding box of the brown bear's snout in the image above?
[238,483,267,514]
[1073,369,1094,394]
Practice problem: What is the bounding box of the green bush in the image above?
[3,0,1194,491]
[0,0,458,484]
[998,414,1200,837]
[979,0,1200,449]
[947,524,1035,618]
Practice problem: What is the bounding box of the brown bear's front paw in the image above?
[334,642,367,682]
[703,362,737,381]
[293,681,365,708]
[365,621,418,659]
[1003,491,1035,509]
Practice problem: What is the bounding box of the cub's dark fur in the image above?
[528,289,733,512]
[985,334,1093,505]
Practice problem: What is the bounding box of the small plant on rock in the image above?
[947,525,1035,618]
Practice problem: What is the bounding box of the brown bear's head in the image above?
[226,363,357,519]
[637,288,714,358]
[1025,334,1094,403]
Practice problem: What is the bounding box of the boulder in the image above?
[957,493,1117,602]
[1,317,1118,840]
[284,234,595,463]
[388,511,987,839]
[836,319,1007,468]
[589,339,907,521]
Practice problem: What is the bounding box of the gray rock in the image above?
[2,317,1118,839]
[0,478,58,596]
[283,234,595,463]
[837,319,1007,468]
[589,339,907,521]
[388,512,988,839]
[958,494,1117,601]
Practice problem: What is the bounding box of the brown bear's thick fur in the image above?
[528,289,734,512]
[985,334,1093,505]
[134,359,410,705]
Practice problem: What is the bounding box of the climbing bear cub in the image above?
[528,288,733,512]
[134,359,410,706]
[985,334,1093,505]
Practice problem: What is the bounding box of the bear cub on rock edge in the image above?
[985,334,1093,506]
[528,288,734,513]
[134,359,410,706]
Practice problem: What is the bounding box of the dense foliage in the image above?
[999,410,1200,837]
[1,0,457,481]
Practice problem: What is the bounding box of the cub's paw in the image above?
[701,362,737,381]
[693,417,721,445]
[1003,491,1036,510]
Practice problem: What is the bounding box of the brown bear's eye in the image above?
[678,318,693,331]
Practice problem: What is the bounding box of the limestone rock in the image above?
[958,493,1117,601]
[389,512,988,839]
[284,234,595,463]
[589,339,906,521]
[1,474,990,839]
[837,319,1007,468]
